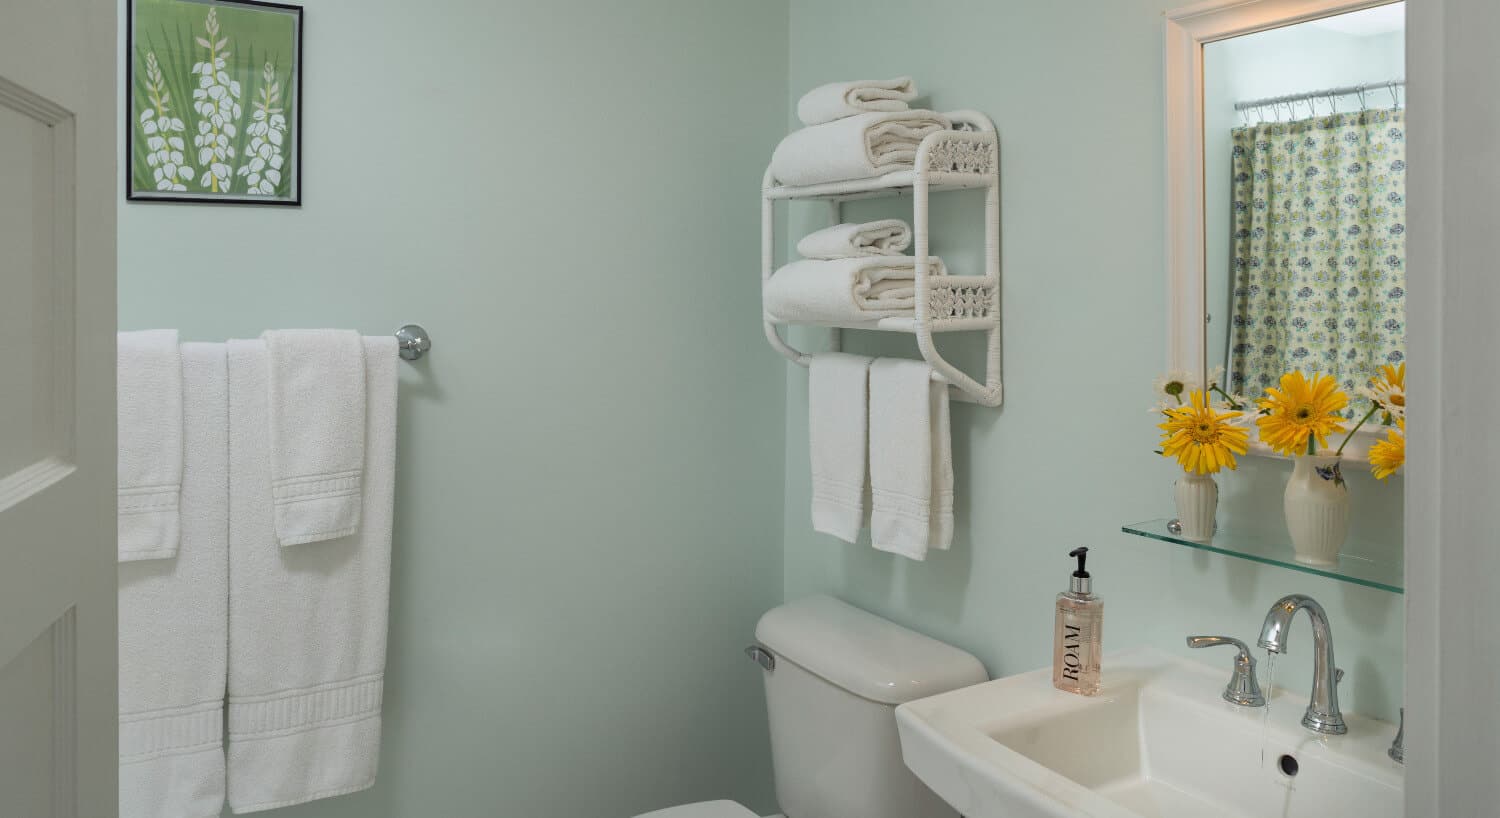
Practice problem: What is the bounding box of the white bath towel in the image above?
[797,77,918,126]
[868,359,953,560]
[261,329,367,546]
[118,342,228,818]
[226,336,396,814]
[797,220,912,259]
[770,110,951,187]
[810,353,874,543]
[118,329,184,561]
[763,256,947,325]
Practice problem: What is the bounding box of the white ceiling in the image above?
[1307,2,1406,37]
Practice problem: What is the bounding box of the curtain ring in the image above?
[1389,81,1401,109]
[1356,85,1368,111]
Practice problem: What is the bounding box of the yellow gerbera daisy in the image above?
[1370,418,1406,480]
[1160,390,1250,474]
[1257,371,1349,456]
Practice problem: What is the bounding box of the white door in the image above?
[0,0,119,816]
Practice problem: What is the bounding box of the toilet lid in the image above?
[633,800,759,818]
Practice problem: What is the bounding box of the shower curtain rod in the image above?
[1234,79,1405,111]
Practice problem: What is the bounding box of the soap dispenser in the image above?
[1053,547,1103,696]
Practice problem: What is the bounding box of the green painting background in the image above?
[129,0,298,199]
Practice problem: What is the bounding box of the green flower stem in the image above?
[1335,404,1381,457]
[1210,384,1244,410]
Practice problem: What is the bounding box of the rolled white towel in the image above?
[797,220,911,259]
[770,110,951,188]
[797,77,917,125]
[763,256,947,325]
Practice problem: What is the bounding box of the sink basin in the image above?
[895,648,1402,818]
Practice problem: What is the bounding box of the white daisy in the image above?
[1360,382,1406,421]
[1214,394,1256,425]
[1207,365,1227,391]
[1151,369,1200,412]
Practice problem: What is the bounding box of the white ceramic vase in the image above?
[1284,455,1351,566]
[1173,472,1218,542]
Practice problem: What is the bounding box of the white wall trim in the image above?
[1163,0,1402,460]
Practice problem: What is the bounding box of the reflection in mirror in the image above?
[1203,2,1406,416]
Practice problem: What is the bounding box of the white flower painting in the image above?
[128,0,301,204]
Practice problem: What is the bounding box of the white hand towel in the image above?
[763,256,947,325]
[226,336,396,814]
[868,359,954,560]
[118,329,184,561]
[810,353,874,543]
[797,77,918,126]
[770,110,952,187]
[118,342,228,818]
[261,329,367,546]
[797,220,912,259]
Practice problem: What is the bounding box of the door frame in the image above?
[1404,0,1500,812]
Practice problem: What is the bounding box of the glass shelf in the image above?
[1122,518,1403,594]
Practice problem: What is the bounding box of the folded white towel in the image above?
[763,256,947,325]
[261,329,367,546]
[118,342,228,818]
[797,76,918,126]
[118,329,184,562]
[810,353,874,543]
[770,110,951,187]
[797,220,912,259]
[226,337,396,814]
[868,359,954,560]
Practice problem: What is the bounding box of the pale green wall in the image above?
[782,0,1404,724]
[118,1,789,815]
[118,1,1410,814]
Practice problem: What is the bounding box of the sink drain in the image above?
[1278,754,1299,777]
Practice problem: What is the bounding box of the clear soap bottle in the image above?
[1053,547,1103,696]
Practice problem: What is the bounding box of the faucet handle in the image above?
[1187,635,1266,707]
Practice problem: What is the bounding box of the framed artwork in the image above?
[126,0,302,205]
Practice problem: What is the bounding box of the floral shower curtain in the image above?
[1228,108,1406,413]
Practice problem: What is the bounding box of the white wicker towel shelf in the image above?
[761,109,1001,406]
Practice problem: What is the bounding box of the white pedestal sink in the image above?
[895,649,1402,818]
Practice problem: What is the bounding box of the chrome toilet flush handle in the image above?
[1187,635,1266,708]
[744,645,775,672]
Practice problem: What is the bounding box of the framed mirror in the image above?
[1166,0,1406,458]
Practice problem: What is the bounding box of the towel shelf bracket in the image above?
[760,109,1002,407]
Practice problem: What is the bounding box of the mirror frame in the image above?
[1164,0,1403,460]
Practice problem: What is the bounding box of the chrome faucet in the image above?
[1258,594,1347,735]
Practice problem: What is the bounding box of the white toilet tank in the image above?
[752,596,987,818]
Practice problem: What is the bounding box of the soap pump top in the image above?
[1068,547,1093,596]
